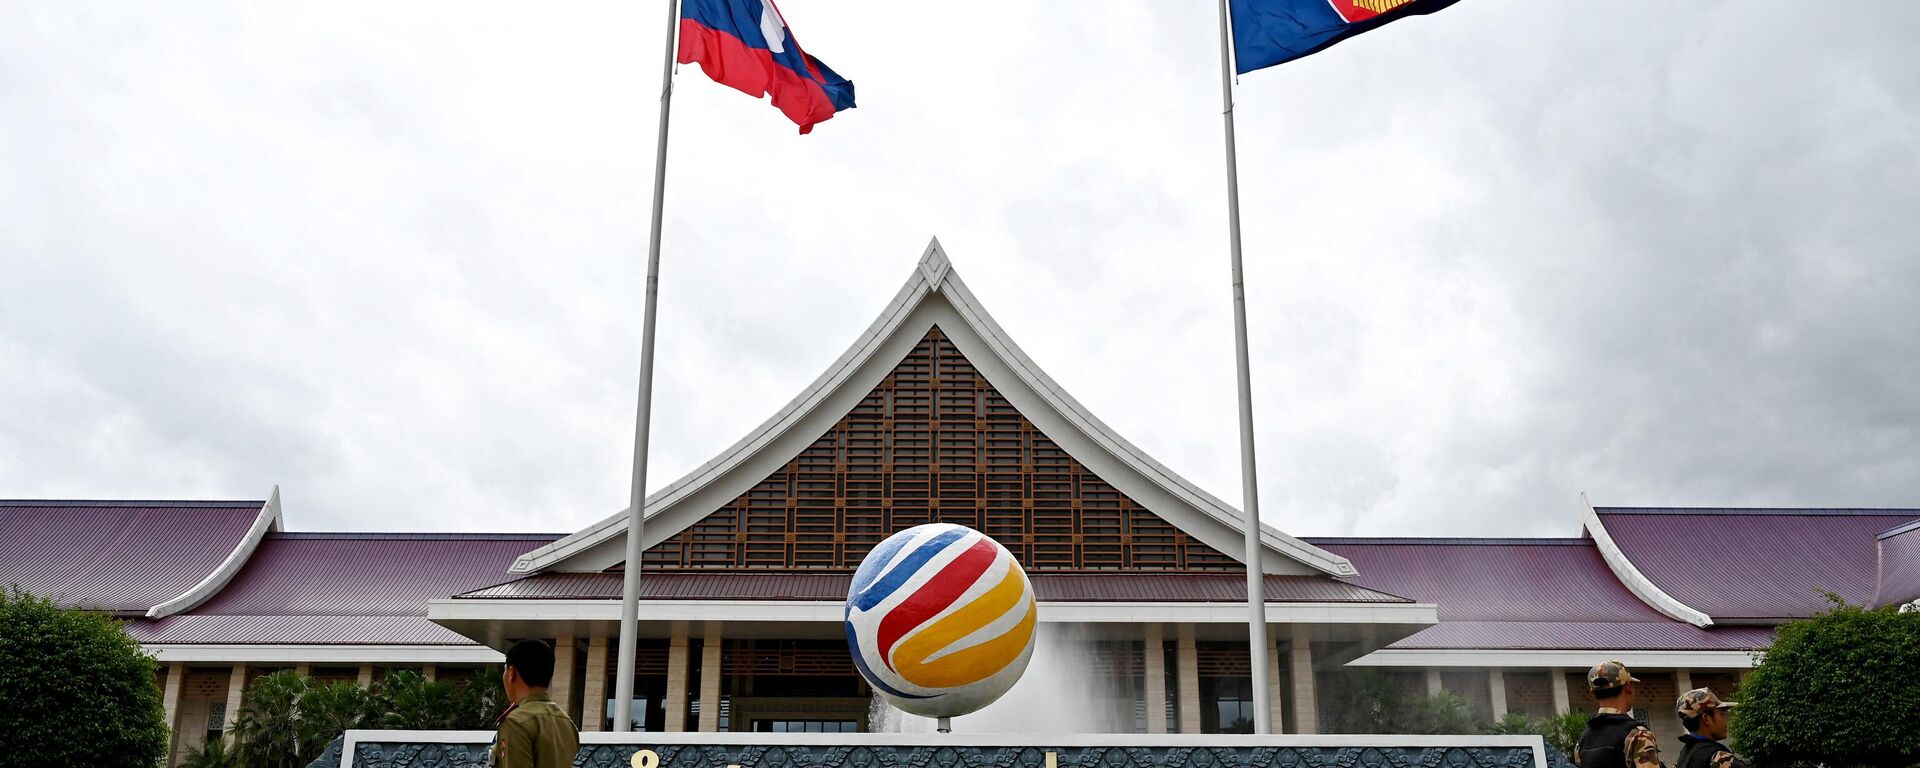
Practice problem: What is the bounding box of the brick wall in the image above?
[1503,670,1557,718]
[1440,668,1494,720]
[1634,672,1680,748]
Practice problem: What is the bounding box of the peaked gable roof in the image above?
[514,239,1355,577]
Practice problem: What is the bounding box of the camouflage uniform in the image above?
[1675,688,1747,768]
[1575,660,1663,768]
[489,691,579,768]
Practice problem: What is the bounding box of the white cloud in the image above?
[2,1,1916,537]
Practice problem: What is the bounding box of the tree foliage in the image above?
[1733,600,1920,768]
[0,588,170,768]
[1402,691,1480,734]
[1320,670,1488,734]
[229,668,505,767]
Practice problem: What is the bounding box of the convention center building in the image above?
[7,243,1917,767]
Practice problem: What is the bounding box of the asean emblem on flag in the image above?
[844,523,1038,719]
[1335,0,1416,21]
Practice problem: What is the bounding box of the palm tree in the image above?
[230,670,310,768]
[177,737,233,768]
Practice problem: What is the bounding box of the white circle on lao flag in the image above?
[844,523,1038,719]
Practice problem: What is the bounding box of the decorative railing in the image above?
[308,731,1561,768]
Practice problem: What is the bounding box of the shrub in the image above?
[1734,600,1920,768]
[0,588,170,767]
[231,667,508,766]
[1402,691,1481,734]
[1321,669,1407,733]
[369,669,505,730]
[178,736,234,768]
[1537,711,1588,756]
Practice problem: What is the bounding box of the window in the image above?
[603,698,650,732]
[754,720,857,733]
[1203,678,1256,734]
[205,703,227,744]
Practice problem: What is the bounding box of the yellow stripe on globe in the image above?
[844,523,1038,719]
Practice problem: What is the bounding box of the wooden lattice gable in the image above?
[640,327,1239,571]
[512,239,1355,578]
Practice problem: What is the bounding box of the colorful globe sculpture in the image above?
[844,523,1038,719]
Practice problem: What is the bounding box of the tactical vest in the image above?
[1577,713,1643,768]
[1677,736,1728,768]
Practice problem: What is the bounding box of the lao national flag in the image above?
[679,0,856,134]
[1231,0,1461,74]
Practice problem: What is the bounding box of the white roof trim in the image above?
[143,642,499,664]
[1580,494,1714,627]
[513,238,1355,577]
[1348,648,1759,669]
[429,598,1432,626]
[145,485,284,619]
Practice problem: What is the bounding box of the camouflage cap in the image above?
[1587,660,1642,691]
[1676,688,1738,718]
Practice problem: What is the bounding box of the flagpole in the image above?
[613,0,682,733]
[1215,0,1275,735]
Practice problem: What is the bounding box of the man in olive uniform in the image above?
[1674,688,1746,768]
[491,639,580,768]
[1575,660,1664,768]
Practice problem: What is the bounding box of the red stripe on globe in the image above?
[844,523,1038,719]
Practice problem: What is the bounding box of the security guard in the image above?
[491,639,580,768]
[1575,660,1664,768]
[1675,688,1746,768]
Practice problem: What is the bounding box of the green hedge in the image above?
[1734,601,1920,768]
[0,588,170,768]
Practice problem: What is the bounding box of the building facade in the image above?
[6,243,1917,766]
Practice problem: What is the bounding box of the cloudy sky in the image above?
[3,1,1917,538]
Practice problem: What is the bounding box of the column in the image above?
[295,662,312,677]
[1675,668,1692,693]
[551,635,577,719]
[1426,668,1444,696]
[1488,669,1508,718]
[698,622,724,732]
[161,662,186,760]
[422,664,437,683]
[1175,624,1201,734]
[358,664,375,688]
[223,664,247,738]
[665,623,690,732]
[1142,624,1167,734]
[582,635,609,732]
[1289,634,1317,735]
[1551,668,1571,715]
[1265,631,1284,734]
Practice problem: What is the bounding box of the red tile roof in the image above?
[192,533,559,616]
[1874,519,1920,609]
[1389,621,1775,651]
[0,500,262,614]
[456,571,1412,603]
[1307,537,1774,651]
[1595,508,1920,621]
[124,615,474,645]
[1307,538,1666,623]
[135,532,560,645]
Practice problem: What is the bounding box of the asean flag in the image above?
[679,0,856,134]
[1231,0,1462,74]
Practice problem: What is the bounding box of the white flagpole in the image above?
[613,0,682,733]
[1215,0,1275,735]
